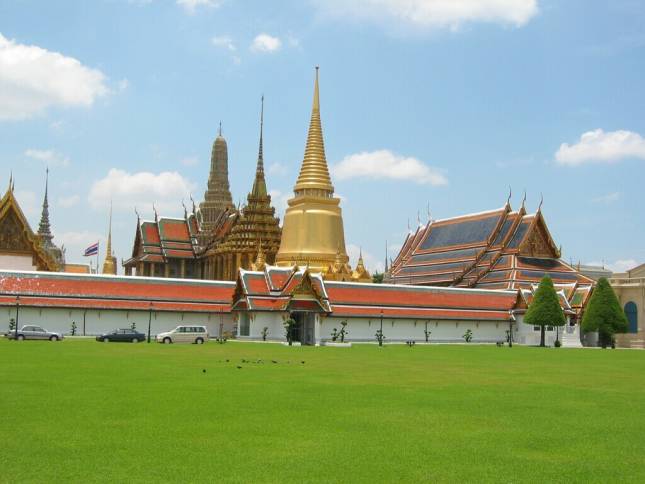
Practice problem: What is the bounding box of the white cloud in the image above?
[117,78,129,91]
[268,162,288,176]
[177,0,221,14]
[347,243,383,274]
[24,149,70,167]
[251,34,282,53]
[89,168,196,214]
[58,194,80,208]
[591,192,620,204]
[587,259,639,274]
[0,33,108,121]
[312,0,538,31]
[555,129,645,166]
[14,190,38,218]
[180,156,199,166]
[268,189,291,218]
[332,149,448,186]
[212,35,236,51]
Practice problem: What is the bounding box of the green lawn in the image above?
[1,339,644,483]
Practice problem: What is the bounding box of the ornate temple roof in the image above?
[210,97,281,260]
[123,211,203,267]
[0,180,60,271]
[388,198,593,312]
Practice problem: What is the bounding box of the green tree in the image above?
[581,277,628,348]
[524,275,566,347]
[8,318,16,332]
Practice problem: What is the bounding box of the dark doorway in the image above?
[291,312,316,345]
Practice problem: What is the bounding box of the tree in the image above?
[338,320,349,343]
[524,275,566,347]
[372,272,384,284]
[8,318,16,332]
[582,277,628,348]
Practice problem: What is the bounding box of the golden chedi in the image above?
[276,67,349,274]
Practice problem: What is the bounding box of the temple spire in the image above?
[293,66,334,195]
[37,167,53,242]
[251,95,267,198]
[102,201,117,275]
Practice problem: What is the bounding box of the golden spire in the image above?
[294,66,334,195]
[252,240,266,271]
[102,201,117,275]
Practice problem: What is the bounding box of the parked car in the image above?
[7,325,64,341]
[96,328,146,343]
[156,325,209,344]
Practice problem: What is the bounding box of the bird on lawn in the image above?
[237,365,242,369]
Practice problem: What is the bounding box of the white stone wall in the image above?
[2,306,234,337]
[513,314,568,346]
[239,311,287,341]
[321,316,511,343]
[238,311,518,344]
[0,254,36,271]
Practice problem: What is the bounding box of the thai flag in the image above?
[84,242,99,257]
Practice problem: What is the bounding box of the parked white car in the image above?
[7,325,64,341]
[156,326,209,344]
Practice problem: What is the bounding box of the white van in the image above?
[156,326,209,344]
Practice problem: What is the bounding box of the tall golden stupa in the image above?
[275,67,349,273]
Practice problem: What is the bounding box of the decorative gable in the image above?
[518,215,559,258]
[0,187,58,271]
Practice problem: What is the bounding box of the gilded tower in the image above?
[276,67,349,273]
[102,203,117,275]
[205,97,282,280]
[198,124,235,244]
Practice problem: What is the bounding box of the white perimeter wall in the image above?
[2,306,234,337]
[241,311,525,344]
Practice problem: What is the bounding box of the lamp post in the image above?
[15,295,20,339]
[508,317,513,348]
[219,305,224,340]
[147,302,153,343]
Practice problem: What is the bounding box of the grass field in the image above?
[1,339,644,483]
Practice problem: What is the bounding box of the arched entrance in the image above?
[625,302,638,333]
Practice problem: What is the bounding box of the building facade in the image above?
[611,263,645,349]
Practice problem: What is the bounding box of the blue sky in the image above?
[1,0,644,274]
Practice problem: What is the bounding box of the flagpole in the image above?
[96,242,100,274]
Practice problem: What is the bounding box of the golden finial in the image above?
[293,66,334,195]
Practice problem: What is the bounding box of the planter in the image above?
[324,342,352,348]
[583,331,599,347]
[281,342,302,347]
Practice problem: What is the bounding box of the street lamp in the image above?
[219,305,224,341]
[15,295,20,339]
[147,302,153,343]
